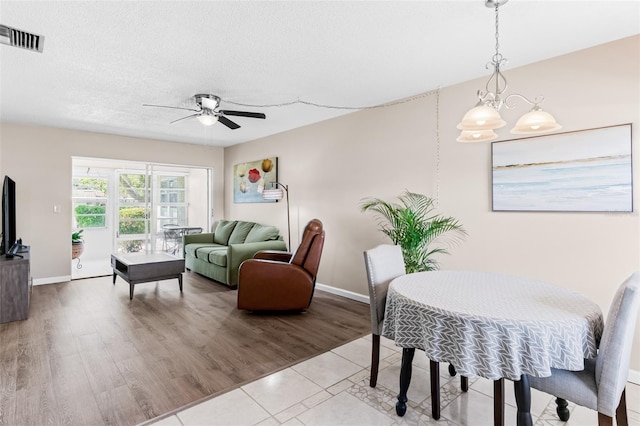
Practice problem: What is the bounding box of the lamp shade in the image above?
[456,129,498,143]
[262,188,284,201]
[457,104,506,131]
[510,107,561,134]
[197,113,219,126]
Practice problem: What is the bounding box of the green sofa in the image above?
[183,220,287,288]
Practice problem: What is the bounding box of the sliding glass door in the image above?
[116,170,151,253]
[72,157,213,279]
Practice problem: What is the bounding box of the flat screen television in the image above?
[2,176,16,255]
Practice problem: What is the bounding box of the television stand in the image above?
[0,253,31,323]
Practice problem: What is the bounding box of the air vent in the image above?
[0,24,44,53]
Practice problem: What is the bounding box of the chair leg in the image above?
[448,364,456,376]
[597,413,613,426]
[494,378,504,426]
[461,375,469,392]
[448,363,468,392]
[616,388,628,426]
[369,334,380,387]
[555,398,570,421]
[430,360,441,420]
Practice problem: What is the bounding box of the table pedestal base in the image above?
[514,375,533,426]
[556,398,570,421]
[395,348,414,416]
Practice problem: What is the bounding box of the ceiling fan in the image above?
[143,94,266,129]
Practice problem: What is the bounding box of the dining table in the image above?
[381,270,604,426]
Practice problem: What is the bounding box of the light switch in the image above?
[53,205,61,213]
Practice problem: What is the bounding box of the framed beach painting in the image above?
[492,124,632,212]
[233,157,278,203]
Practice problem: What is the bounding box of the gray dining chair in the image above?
[364,244,406,387]
[364,244,469,420]
[527,271,640,426]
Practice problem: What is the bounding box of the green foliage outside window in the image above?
[75,204,106,228]
[75,178,107,194]
[119,206,148,253]
[119,207,148,234]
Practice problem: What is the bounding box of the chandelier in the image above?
[456,0,561,143]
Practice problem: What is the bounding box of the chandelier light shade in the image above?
[457,0,561,142]
[510,106,563,134]
[456,129,498,143]
[456,103,506,131]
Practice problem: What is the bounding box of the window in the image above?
[72,177,108,228]
[118,173,150,253]
[156,174,187,229]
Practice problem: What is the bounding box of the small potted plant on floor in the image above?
[72,229,84,259]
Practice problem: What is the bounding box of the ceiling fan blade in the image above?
[217,115,240,130]
[143,103,199,112]
[220,110,266,119]
[170,113,200,124]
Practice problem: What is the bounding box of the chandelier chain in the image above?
[493,3,501,64]
[435,87,441,209]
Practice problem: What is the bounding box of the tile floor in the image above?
[148,335,640,426]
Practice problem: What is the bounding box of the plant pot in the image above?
[72,242,84,259]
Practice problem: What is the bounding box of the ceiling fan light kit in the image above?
[143,93,266,130]
[457,0,561,142]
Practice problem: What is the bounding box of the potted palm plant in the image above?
[72,229,84,259]
[360,190,466,273]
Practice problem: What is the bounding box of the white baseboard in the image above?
[629,369,640,385]
[315,282,369,304]
[33,276,71,286]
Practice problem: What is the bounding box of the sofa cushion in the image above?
[245,223,280,243]
[207,250,227,267]
[228,221,255,245]
[185,243,225,258]
[213,220,237,245]
[194,246,227,267]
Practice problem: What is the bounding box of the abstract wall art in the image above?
[233,157,278,203]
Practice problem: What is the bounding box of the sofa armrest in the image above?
[183,232,215,257]
[237,259,314,310]
[183,232,215,245]
[254,250,293,262]
[227,240,288,286]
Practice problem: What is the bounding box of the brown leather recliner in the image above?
[237,219,325,311]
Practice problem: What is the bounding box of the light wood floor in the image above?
[0,272,370,426]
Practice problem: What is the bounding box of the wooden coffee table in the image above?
[111,252,185,300]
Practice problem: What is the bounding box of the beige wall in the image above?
[225,36,640,371]
[0,35,637,372]
[0,124,224,280]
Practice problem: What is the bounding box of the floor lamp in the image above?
[262,182,290,250]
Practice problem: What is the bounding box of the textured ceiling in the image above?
[1,1,639,147]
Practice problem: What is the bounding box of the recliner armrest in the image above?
[237,259,314,311]
[254,250,293,262]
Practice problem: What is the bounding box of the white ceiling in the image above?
[1,1,638,148]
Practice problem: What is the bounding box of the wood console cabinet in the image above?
[0,254,31,323]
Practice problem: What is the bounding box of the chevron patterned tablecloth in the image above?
[382,271,604,381]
